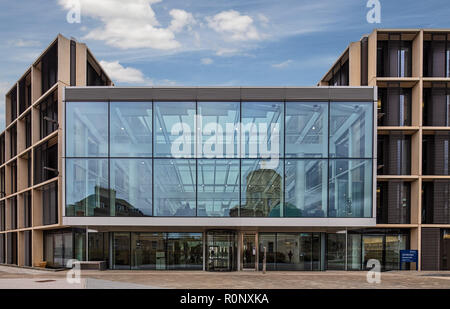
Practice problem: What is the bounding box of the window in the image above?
[6,232,17,265]
[110,102,152,157]
[0,168,5,198]
[285,159,327,217]
[329,159,373,218]
[41,43,58,94]
[34,140,58,184]
[377,37,412,77]
[423,132,450,175]
[110,159,152,216]
[0,234,4,264]
[0,134,5,164]
[327,233,346,270]
[197,159,239,217]
[329,59,349,86]
[9,124,17,158]
[9,87,17,123]
[241,102,283,159]
[19,72,32,115]
[10,160,17,194]
[24,113,32,148]
[330,102,373,158]
[153,159,196,216]
[423,86,450,126]
[42,182,58,225]
[87,61,108,86]
[39,91,58,139]
[66,102,108,157]
[23,192,32,228]
[286,102,328,158]
[198,102,240,158]
[424,34,450,78]
[240,159,283,217]
[377,134,411,175]
[378,87,412,126]
[154,102,196,158]
[10,197,17,230]
[0,201,5,231]
[423,181,450,224]
[377,181,410,224]
[66,159,109,216]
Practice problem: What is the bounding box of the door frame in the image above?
[240,232,258,271]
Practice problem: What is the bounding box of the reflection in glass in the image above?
[241,102,283,158]
[113,232,130,270]
[240,159,283,217]
[66,102,108,157]
[66,159,109,216]
[327,233,346,270]
[167,233,203,270]
[206,230,237,271]
[330,102,373,158]
[347,234,362,270]
[197,160,239,217]
[385,235,407,271]
[110,102,152,157]
[110,159,152,216]
[131,232,165,270]
[362,235,383,270]
[329,159,372,218]
[154,159,196,216]
[258,233,276,271]
[198,102,240,158]
[154,102,196,158]
[285,159,327,217]
[286,102,328,158]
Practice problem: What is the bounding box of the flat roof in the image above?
[64,86,377,102]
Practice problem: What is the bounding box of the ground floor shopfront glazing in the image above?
[41,229,411,271]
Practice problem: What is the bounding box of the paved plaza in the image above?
[0,265,449,289]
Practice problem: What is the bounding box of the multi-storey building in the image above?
[0,34,112,268]
[319,29,450,271]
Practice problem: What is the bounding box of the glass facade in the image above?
[65,101,374,218]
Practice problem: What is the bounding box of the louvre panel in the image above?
[421,228,440,271]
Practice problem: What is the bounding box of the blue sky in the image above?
[0,0,450,129]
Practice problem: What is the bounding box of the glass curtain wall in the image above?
[66,101,374,218]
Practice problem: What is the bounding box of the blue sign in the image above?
[400,250,418,270]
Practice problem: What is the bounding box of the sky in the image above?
[0,0,450,129]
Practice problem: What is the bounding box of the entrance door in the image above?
[206,231,237,271]
[243,234,257,270]
[362,235,383,270]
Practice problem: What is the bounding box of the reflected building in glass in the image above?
[61,86,378,271]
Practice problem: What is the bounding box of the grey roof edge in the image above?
[64,86,376,102]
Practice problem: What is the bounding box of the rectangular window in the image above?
[42,182,58,226]
[41,43,58,95]
[154,102,196,158]
[10,160,17,194]
[7,232,17,265]
[0,168,5,198]
[153,159,196,216]
[110,159,152,216]
[10,88,17,123]
[25,113,32,149]
[66,159,109,216]
[9,124,17,158]
[378,87,412,127]
[110,102,152,157]
[34,140,58,184]
[66,102,108,157]
[87,61,108,86]
[377,38,412,77]
[39,91,58,139]
[197,159,240,217]
[0,234,5,264]
[286,102,328,158]
[377,134,411,175]
[0,201,5,231]
[328,159,373,218]
[423,86,450,126]
[10,197,17,230]
[377,181,410,224]
[23,192,32,228]
[423,132,450,175]
[0,134,5,164]
[19,72,32,115]
[330,102,373,158]
[423,181,450,224]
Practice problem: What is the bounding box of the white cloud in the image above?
[206,10,261,41]
[201,58,213,65]
[169,9,196,33]
[272,60,293,69]
[58,0,195,50]
[99,60,148,84]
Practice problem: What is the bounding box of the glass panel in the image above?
[66,159,109,217]
[347,234,362,270]
[66,102,108,157]
[327,233,346,270]
[243,234,256,269]
[276,233,312,271]
[154,159,196,216]
[110,102,152,157]
[385,234,407,271]
[206,230,237,272]
[241,159,283,217]
[442,230,450,270]
[88,232,106,262]
[285,102,328,158]
[131,232,165,270]
[198,102,240,158]
[330,102,373,158]
[329,159,372,218]
[73,230,85,262]
[241,102,283,159]
[167,233,203,270]
[110,159,152,216]
[285,159,327,217]
[54,234,64,267]
[258,233,276,271]
[113,232,130,270]
[362,235,383,270]
[154,102,196,158]
[198,159,239,217]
